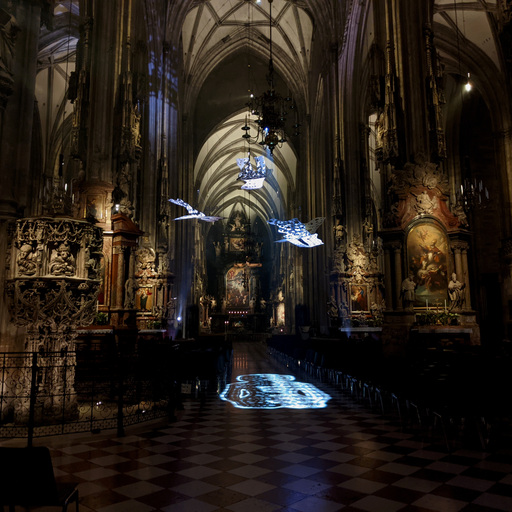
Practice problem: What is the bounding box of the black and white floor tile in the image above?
[2,341,512,511]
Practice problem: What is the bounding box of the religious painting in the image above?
[230,238,245,252]
[350,284,368,312]
[228,210,247,232]
[407,223,449,307]
[226,266,250,309]
[136,286,153,312]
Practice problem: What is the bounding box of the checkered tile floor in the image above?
[3,340,512,511]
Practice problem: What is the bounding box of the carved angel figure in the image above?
[414,191,437,215]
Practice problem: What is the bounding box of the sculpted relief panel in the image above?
[5,218,103,343]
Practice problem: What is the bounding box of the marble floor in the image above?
[2,340,512,511]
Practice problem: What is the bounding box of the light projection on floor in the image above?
[168,198,223,222]
[220,374,331,409]
[267,217,325,248]
[236,153,267,190]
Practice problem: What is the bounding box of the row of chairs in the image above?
[268,344,492,452]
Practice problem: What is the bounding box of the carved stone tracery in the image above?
[4,217,103,423]
[345,235,378,282]
[6,218,103,344]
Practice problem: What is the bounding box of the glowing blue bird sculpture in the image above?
[267,217,325,248]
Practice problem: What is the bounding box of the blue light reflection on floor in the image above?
[219,374,331,410]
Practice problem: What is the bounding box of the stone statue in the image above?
[400,273,417,309]
[333,219,345,244]
[375,111,385,151]
[448,273,465,309]
[49,243,75,276]
[17,244,37,276]
[84,247,98,278]
[0,9,20,78]
[124,277,137,309]
[327,296,339,320]
[453,202,469,228]
[131,105,141,148]
[363,217,373,238]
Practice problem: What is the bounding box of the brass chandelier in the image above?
[241,0,298,154]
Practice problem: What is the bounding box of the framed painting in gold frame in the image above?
[136,286,154,312]
[230,238,245,252]
[406,222,449,307]
[350,284,368,312]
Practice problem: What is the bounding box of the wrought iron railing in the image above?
[0,345,180,443]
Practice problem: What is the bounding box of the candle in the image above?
[444,300,447,312]
[426,299,429,310]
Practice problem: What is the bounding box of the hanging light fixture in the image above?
[465,72,472,92]
[241,0,298,154]
[456,156,490,211]
[237,152,267,189]
[453,0,472,94]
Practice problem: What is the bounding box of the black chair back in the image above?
[0,446,60,506]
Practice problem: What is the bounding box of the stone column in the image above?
[384,245,393,310]
[501,237,512,331]
[393,242,403,310]
[452,243,464,280]
[452,240,471,310]
[0,1,50,351]
[0,0,42,218]
[461,244,472,310]
[113,246,125,309]
[5,216,103,422]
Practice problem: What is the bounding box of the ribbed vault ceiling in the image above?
[183,0,312,227]
[434,0,500,71]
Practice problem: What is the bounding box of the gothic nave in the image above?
[2,0,512,510]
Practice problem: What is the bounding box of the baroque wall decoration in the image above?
[385,157,465,230]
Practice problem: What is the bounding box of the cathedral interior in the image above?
[3,0,512,350]
[3,1,512,510]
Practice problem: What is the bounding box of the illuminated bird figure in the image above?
[237,154,267,190]
[267,217,325,248]
[168,198,223,223]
